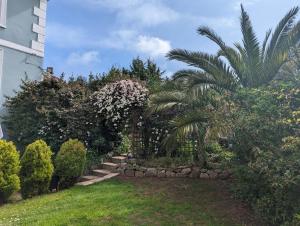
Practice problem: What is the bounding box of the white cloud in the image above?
[68,0,178,27]
[136,36,171,57]
[66,51,100,65]
[102,30,172,58]
[118,2,179,27]
[46,21,171,58]
[102,29,138,49]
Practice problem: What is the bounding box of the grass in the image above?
[0,177,261,226]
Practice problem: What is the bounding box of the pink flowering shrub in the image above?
[91,80,148,130]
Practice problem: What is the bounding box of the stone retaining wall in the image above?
[116,160,232,180]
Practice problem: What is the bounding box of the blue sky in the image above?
[44,0,300,78]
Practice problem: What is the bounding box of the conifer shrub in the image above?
[0,140,20,203]
[20,140,54,199]
[55,139,86,189]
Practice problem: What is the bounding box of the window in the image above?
[0,0,7,28]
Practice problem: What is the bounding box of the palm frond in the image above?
[173,69,208,82]
[288,21,300,48]
[240,5,260,58]
[162,110,210,151]
[167,49,238,91]
[199,26,244,78]
[149,91,186,112]
[173,69,216,91]
[240,4,262,87]
[198,26,226,49]
[266,7,299,59]
[171,110,210,137]
[261,29,272,60]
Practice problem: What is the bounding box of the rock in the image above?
[207,162,222,169]
[125,164,134,170]
[207,170,213,175]
[181,167,192,175]
[178,165,187,169]
[166,171,176,177]
[173,168,182,173]
[200,173,209,179]
[127,158,137,164]
[200,168,208,173]
[135,170,144,177]
[117,168,125,175]
[145,168,157,177]
[125,169,135,177]
[209,172,218,179]
[139,166,147,173]
[158,170,166,178]
[176,173,187,178]
[119,163,128,168]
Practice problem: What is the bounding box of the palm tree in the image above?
[150,5,300,165]
[150,85,220,166]
[168,5,300,92]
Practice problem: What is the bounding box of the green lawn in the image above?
[0,177,261,226]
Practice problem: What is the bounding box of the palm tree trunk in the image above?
[196,142,206,168]
[193,132,206,167]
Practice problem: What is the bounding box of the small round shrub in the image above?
[55,139,86,189]
[20,140,54,199]
[0,140,20,203]
[205,142,235,164]
[116,134,132,154]
[204,143,223,154]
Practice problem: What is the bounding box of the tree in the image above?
[168,5,300,92]
[149,85,219,166]
[130,58,162,82]
[129,58,163,92]
[150,5,300,165]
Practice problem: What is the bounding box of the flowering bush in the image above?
[3,76,88,152]
[3,76,112,154]
[91,80,148,130]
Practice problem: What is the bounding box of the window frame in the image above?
[0,0,7,28]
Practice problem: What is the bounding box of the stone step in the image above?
[111,156,127,164]
[92,169,111,177]
[76,173,119,186]
[79,175,99,182]
[102,162,119,171]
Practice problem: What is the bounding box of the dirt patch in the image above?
[118,176,264,226]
